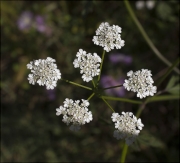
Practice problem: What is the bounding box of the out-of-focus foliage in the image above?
[1,1,179,162]
[166,76,180,95]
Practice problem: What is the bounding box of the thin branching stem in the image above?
[120,143,128,163]
[61,78,92,91]
[102,96,142,104]
[157,58,180,86]
[101,97,115,112]
[103,84,123,90]
[97,50,106,83]
[87,93,95,101]
[92,79,96,88]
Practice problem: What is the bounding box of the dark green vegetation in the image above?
[1,1,179,162]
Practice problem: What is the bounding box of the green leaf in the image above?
[167,84,180,95]
[136,130,166,149]
[165,76,180,95]
[156,2,173,21]
[166,76,177,89]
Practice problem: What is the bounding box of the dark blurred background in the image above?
[1,1,179,162]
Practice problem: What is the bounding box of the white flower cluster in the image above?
[56,98,93,131]
[92,22,125,52]
[123,69,157,99]
[111,112,144,145]
[73,49,102,82]
[27,57,61,89]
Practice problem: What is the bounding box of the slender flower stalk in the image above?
[102,96,142,104]
[101,97,115,112]
[120,143,128,163]
[147,95,179,103]
[97,50,106,83]
[61,78,92,91]
[92,79,96,88]
[157,58,180,86]
[135,99,148,119]
[100,76,125,97]
[87,93,95,101]
[103,84,123,90]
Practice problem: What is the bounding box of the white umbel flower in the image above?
[27,57,61,89]
[73,49,101,82]
[123,69,157,99]
[92,22,125,52]
[56,98,93,131]
[111,112,144,145]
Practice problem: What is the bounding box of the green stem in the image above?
[124,0,180,75]
[97,50,106,83]
[136,94,179,118]
[101,97,115,112]
[135,99,148,118]
[92,79,96,88]
[122,3,180,158]
[121,57,179,161]
[61,78,92,91]
[103,84,123,90]
[120,143,128,163]
[157,58,180,86]
[87,93,95,101]
[102,96,142,104]
[147,95,179,103]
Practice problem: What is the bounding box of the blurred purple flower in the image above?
[17,12,52,36]
[35,15,46,32]
[109,53,132,65]
[17,11,33,31]
[101,75,125,97]
[35,15,52,36]
[46,89,56,101]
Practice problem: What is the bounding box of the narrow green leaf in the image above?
[167,84,180,95]
[137,132,166,149]
[166,76,177,89]
[157,58,180,86]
